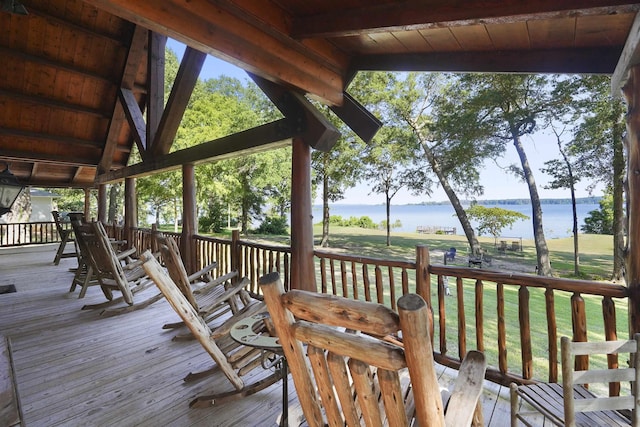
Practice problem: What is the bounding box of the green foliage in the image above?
[581,192,613,235]
[326,215,377,229]
[199,199,230,233]
[465,204,529,238]
[255,215,288,235]
[379,219,402,230]
[49,188,88,214]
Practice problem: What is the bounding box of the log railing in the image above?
[24,224,627,390]
[0,221,62,246]
[428,264,629,389]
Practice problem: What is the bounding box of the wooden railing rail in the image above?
[237,239,291,294]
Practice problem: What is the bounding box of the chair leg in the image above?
[510,383,519,427]
[53,234,69,265]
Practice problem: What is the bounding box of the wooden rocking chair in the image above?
[51,210,77,265]
[69,217,134,299]
[78,221,161,315]
[156,235,264,334]
[511,335,640,426]
[260,272,487,427]
[140,251,283,408]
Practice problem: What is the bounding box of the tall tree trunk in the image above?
[556,138,579,275]
[612,101,626,282]
[320,165,330,247]
[420,142,479,253]
[386,192,391,246]
[512,130,552,276]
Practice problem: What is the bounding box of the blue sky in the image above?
[167,40,605,204]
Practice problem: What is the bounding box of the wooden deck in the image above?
[0,244,513,426]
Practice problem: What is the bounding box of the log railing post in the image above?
[545,288,558,383]
[97,184,107,223]
[518,286,533,380]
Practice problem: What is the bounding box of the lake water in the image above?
[312,203,600,239]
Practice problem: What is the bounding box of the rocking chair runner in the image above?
[260,272,487,427]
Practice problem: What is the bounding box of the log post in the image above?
[124,177,136,251]
[83,188,91,219]
[181,163,197,274]
[97,184,107,223]
[290,137,316,291]
[571,292,588,371]
[623,66,640,337]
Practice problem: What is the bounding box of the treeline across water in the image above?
[415,197,601,206]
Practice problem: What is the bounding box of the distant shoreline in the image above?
[323,197,601,207]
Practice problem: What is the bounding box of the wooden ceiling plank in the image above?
[486,21,531,50]
[527,17,577,49]
[0,88,109,119]
[150,46,207,157]
[95,118,296,184]
[80,0,344,105]
[0,126,103,149]
[450,25,494,51]
[292,1,640,38]
[352,46,622,74]
[612,12,640,96]
[0,149,97,167]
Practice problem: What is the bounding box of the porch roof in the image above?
[1,0,639,188]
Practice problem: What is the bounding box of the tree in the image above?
[451,74,563,276]
[582,191,614,235]
[311,104,365,247]
[570,76,626,281]
[465,204,529,244]
[541,125,583,275]
[352,72,432,247]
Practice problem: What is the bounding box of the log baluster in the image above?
[320,258,327,294]
[497,283,508,375]
[416,245,430,305]
[571,292,589,371]
[602,296,620,396]
[340,260,348,298]
[475,279,484,352]
[456,276,466,359]
[519,285,533,380]
[375,265,383,304]
[351,261,359,300]
[545,288,558,383]
[402,268,409,296]
[388,266,396,310]
[437,275,447,356]
[283,252,290,291]
[363,264,371,302]
[330,259,337,295]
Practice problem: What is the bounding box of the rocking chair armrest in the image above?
[193,270,239,294]
[197,277,250,314]
[187,261,218,284]
[116,247,137,261]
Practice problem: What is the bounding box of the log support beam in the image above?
[124,177,137,251]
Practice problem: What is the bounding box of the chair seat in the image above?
[513,382,631,426]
